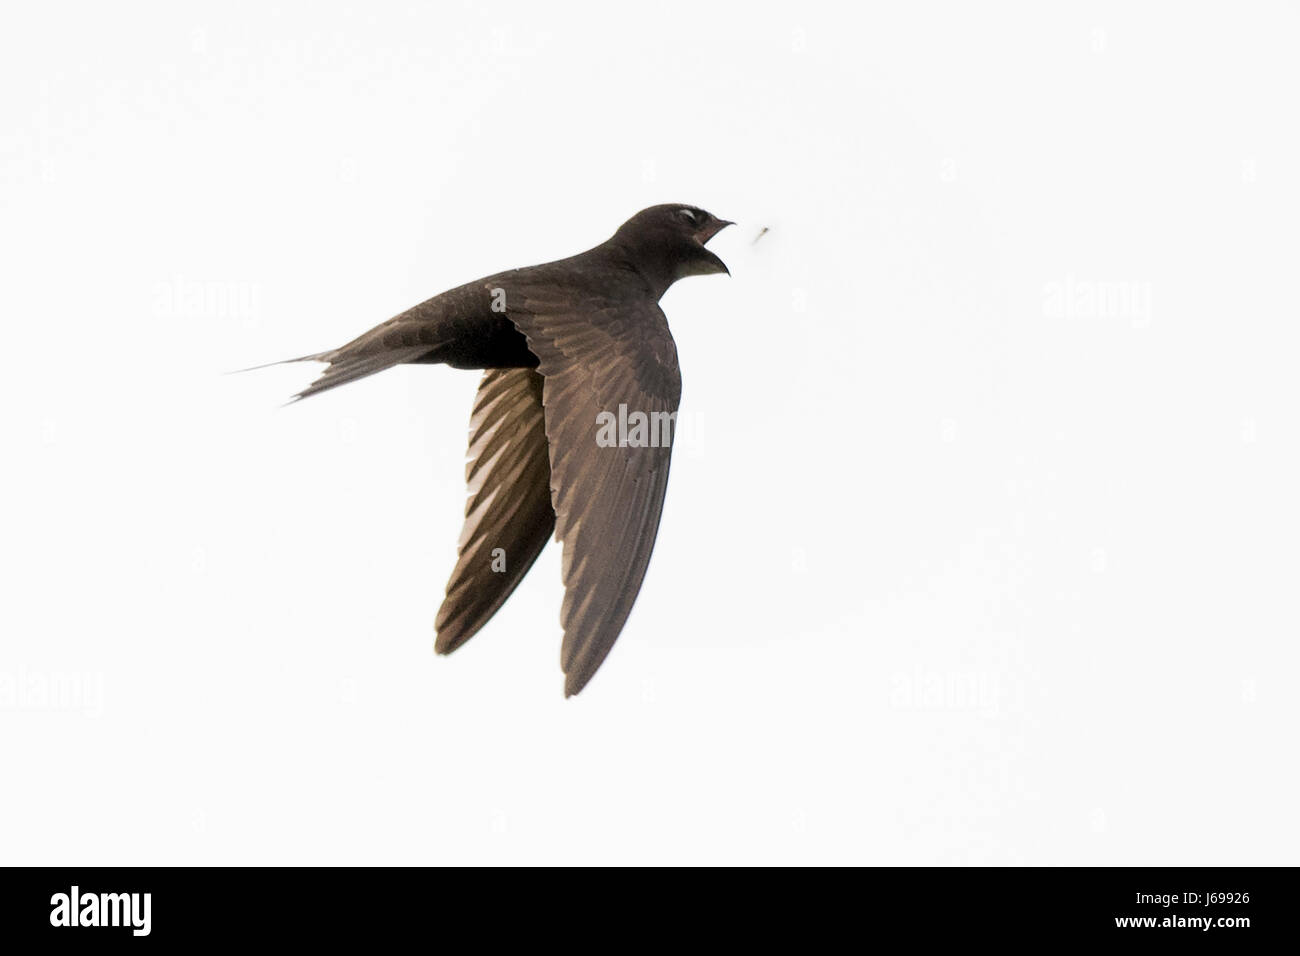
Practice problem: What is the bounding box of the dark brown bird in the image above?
[259,205,733,696]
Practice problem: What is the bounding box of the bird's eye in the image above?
[678,208,698,224]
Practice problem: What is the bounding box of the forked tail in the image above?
[235,344,433,403]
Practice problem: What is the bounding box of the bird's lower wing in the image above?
[503,289,683,696]
[434,368,555,653]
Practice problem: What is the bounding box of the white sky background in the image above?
[2,2,1297,864]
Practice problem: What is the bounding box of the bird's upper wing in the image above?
[435,367,555,654]
[502,282,682,696]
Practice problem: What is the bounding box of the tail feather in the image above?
[288,345,433,403]
[229,351,335,375]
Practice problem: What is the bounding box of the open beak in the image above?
[694,217,733,276]
[695,218,734,245]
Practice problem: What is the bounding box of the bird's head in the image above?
[610,204,733,296]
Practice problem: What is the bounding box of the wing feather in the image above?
[434,368,554,654]
[502,284,682,696]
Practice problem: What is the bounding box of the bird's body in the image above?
[264,204,732,695]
